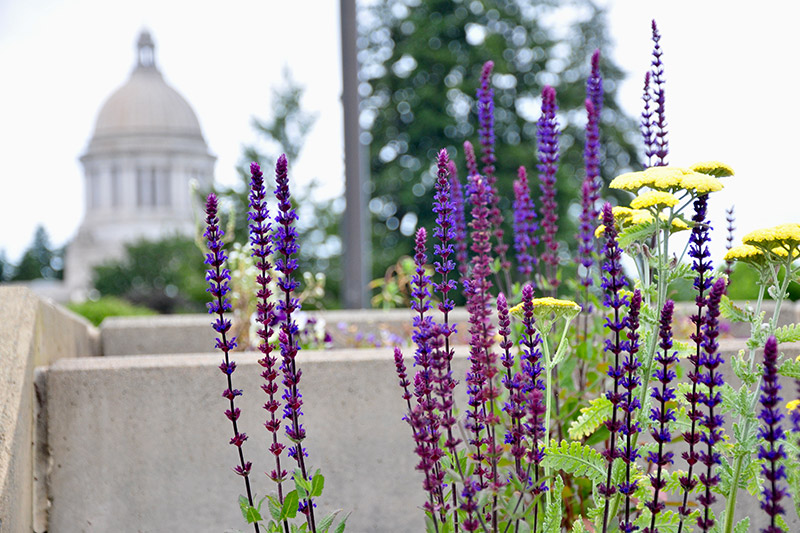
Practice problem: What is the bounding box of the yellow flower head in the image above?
[690,161,735,177]
[628,210,654,225]
[667,216,690,232]
[787,399,800,412]
[644,166,690,190]
[630,190,680,210]
[679,172,724,194]
[611,206,635,218]
[724,244,763,263]
[595,225,606,238]
[530,297,581,310]
[742,223,800,250]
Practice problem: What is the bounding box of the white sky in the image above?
[1,0,798,269]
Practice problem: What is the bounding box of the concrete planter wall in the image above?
[3,287,800,532]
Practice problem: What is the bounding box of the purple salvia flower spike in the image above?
[587,48,604,209]
[641,71,655,169]
[537,85,560,293]
[271,155,317,530]
[644,300,678,533]
[598,202,629,533]
[204,193,259,533]
[619,289,643,533]
[498,292,525,484]
[477,60,511,288]
[463,140,478,179]
[464,173,498,493]
[696,277,726,532]
[650,20,668,166]
[512,166,538,282]
[724,205,735,284]
[758,336,788,533]
[678,193,714,530]
[249,162,290,503]
[521,283,547,530]
[448,158,469,284]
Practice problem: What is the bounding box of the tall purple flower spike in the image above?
[678,194,713,531]
[644,300,678,533]
[464,140,479,178]
[758,336,788,533]
[586,48,604,208]
[619,289,642,533]
[248,163,289,501]
[537,85,560,292]
[513,166,538,280]
[448,159,469,283]
[464,173,498,491]
[477,61,510,282]
[650,20,668,166]
[272,154,317,529]
[724,206,736,283]
[696,277,726,532]
[641,71,655,168]
[204,193,259,533]
[598,202,629,533]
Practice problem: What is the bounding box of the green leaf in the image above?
[240,495,250,520]
[311,471,325,497]
[266,496,282,522]
[776,514,789,532]
[543,475,564,533]
[333,513,350,533]
[732,517,750,533]
[541,439,606,484]
[634,509,681,533]
[720,295,755,323]
[280,490,299,520]
[779,358,800,379]
[775,323,800,343]
[571,519,587,533]
[317,510,341,533]
[568,397,612,440]
[619,221,657,248]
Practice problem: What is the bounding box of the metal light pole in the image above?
[340,0,370,308]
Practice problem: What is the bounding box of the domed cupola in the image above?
[66,30,216,295]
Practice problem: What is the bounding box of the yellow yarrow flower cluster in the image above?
[742,223,800,250]
[530,297,580,310]
[630,190,680,210]
[609,163,729,195]
[787,399,800,412]
[724,244,763,263]
[594,210,688,238]
[689,161,735,177]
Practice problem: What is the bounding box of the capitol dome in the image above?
[66,30,216,295]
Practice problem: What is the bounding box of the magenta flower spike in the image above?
[758,336,788,532]
[619,289,642,533]
[512,166,538,281]
[464,140,479,178]
[537,85,560,293]
[447,159,469,283]
[248,162,289,505]
[204,193,259,533]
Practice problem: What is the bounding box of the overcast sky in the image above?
[1,0,798,270]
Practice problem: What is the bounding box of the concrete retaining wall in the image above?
[0,287,99,532]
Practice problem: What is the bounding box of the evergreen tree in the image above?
[215,68,343,308]
[11,225,62,281]
[360,0,640,277]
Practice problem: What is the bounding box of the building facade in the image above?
[65,31,215,295]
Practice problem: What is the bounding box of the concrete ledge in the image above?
[0,287,99,532]
[45,340,800,532]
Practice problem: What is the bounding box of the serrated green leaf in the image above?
[280,490,299,520]
[541,440,606,484]
[239,495,250,521]
[333,513,350,533]
[266,496,282,522]
[634,509,681,533]
[317,510,341,533]
[243,504,262,524]
[619,221,657,248]
[732,516,750,533]
[775,323,800,343]
[571,519,587,533]
[776,514,789,532]
[720,295,754,323]
[779,358,800,379]
[568,397,612,440]
[543,475,564,533]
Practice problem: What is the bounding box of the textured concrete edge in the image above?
[0,287,99,533]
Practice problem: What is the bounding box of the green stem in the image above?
[541,332,553,509]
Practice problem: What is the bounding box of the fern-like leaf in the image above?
[568,397,612,440]
[543,475,564,533]
[778,358,800,380]
[775,323,800,344]
[541,440,607,484]
[634,509,682,533]
[619,222,657,248]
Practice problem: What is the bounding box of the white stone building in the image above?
[65,30,215,295]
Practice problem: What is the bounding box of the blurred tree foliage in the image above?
[214,68,344,309]
[93,235,208,314]
[11,225,63,281]
[360,0,641,278]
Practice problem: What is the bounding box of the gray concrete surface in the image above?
[0,287,99,533]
